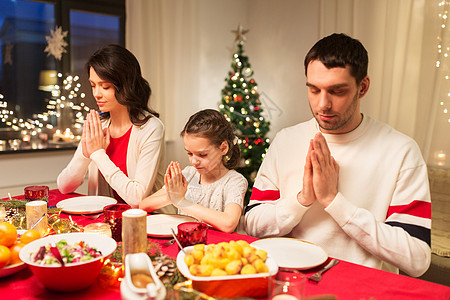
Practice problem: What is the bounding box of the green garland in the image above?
[1,198,80,232]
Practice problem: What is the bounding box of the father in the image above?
[244,33,431,277]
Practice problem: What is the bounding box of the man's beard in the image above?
[311,91,359,132]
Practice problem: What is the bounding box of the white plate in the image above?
[146,214,197,237]
[0,230,28,278]
[0,262,27,278]
[56,196,117,214]
[251,237,328,270]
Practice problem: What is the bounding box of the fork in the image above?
[308,259,339,282]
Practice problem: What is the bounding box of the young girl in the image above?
[139,109,248,233]
[57,45,170,210]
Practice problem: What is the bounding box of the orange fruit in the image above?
[20,229,41,245]
[0,245,11,268]
[9,242,25,265]
[0,222,17,247]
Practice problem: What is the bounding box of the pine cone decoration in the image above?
[153,255,177,278]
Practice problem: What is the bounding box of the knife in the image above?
[30,213,47,230]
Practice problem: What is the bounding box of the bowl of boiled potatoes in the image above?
[176,240,278,298]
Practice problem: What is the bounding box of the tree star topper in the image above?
[232,24,249,45]
[44,26,68,60]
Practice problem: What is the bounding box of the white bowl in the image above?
[176,245,278,298]
[19,232,117,292]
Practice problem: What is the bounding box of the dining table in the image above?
[1,189,449,300]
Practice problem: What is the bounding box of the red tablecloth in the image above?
[1,190,449,300]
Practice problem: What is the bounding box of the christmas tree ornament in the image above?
[243,67,252,77]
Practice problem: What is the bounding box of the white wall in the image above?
[0,150,88,197]
[246,0,320,135]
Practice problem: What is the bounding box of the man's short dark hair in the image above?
[304,33,368,85]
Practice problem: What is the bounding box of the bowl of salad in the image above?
[19,232,117,292]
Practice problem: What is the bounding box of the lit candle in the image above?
[53,129,60,142]
[84,222,112,237]
[22,134,31,143]
[26,200,48,236]
[271,295,299,300]
[121,209,147,263]
[39,133,48,142]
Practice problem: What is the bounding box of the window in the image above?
[0,0,125,153]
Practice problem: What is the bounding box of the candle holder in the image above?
[24,185,49,202]
[83,222,112,238]
[176,222,208,248]
[103,204,131,242]
[26,200,48,237]
[121,209,147,264]
[269,271,305,300]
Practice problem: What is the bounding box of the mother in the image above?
[58,44,169,209]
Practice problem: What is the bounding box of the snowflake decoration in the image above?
[44,26,68,60]
[3,43,13,66]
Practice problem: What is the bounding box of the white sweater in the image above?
[181,166,247,212]
[244,116,431,277]
[57,115,165,208]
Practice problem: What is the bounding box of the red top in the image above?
[105,126,132,202]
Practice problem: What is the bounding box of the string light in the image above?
[437,0,450,123]
[0,73,89,142]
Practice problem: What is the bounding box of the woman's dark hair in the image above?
[180,109,241,170]
[86,44,159,125]
[304,33,368,85]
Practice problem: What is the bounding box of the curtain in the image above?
[426,1,450,168]
[126,0,447,167]
[126,0,201,142]
[319,0,446,166]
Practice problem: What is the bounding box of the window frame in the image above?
[59,0,126,74]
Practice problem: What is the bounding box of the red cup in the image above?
[103,203,130,242]
[24,185,49,202]
[177,222,208,248]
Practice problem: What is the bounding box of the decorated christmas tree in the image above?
[219,25,271,204]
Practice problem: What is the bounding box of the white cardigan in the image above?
[57,115,165,208]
